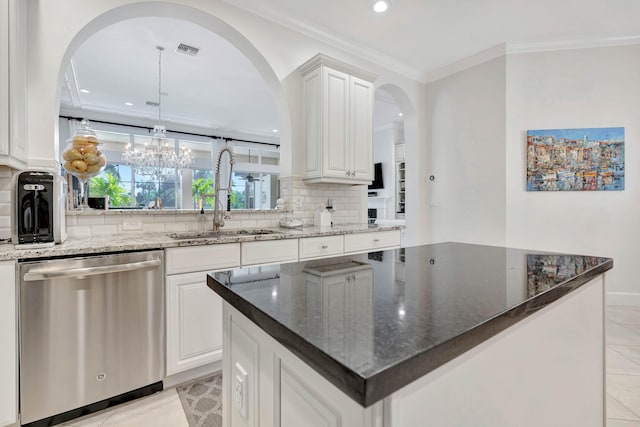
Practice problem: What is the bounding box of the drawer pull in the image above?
[373,238,380,242]
[321,245,329,249]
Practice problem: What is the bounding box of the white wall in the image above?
[426,56,507,246]
[505,45,640,303]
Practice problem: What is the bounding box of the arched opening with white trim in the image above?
[373,83,420,246]
[53,1,292,209]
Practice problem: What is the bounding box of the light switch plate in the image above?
[234,362,248,419]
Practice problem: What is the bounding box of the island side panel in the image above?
[222,303,384,427]
[386,275,605,427]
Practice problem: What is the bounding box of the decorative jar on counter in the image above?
[62,119,106,209]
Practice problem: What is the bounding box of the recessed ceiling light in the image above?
[124,102,133,106]
[398,112,404,117]
[272,129,279,133]
[372,0,390,13]
[80,89,90,94]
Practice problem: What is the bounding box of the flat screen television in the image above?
[369,162,383,189]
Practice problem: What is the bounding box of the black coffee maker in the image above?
[13,170,66,248]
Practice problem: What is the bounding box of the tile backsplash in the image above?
[63,176,366,239]
[280,176,366,225]
[0,166,13,240]
[1,172,366,241]
[65,210,288,240]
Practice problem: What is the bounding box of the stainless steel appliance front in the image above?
[19,251,164,425]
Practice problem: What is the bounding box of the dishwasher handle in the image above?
[23,258,162,282]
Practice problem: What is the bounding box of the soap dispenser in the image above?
[314,205,332,228]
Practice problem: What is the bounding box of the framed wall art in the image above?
[526,127,624,191]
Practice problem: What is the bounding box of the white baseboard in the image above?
[163,360,222,389]
[607,292,640,306]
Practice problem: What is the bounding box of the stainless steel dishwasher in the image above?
[18,250,164,426]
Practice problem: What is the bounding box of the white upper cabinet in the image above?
[0,0,9,160]
[0,0,27,168]
[301,54,376,184]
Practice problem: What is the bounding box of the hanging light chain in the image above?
[121,45,193,179]
[157,46,164,124]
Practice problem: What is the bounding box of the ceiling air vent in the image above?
[145,101,160,107]
[176,43,200,56]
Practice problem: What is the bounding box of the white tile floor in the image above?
[607,305,640,426]
[60,388,188,427]
[57,304,640,426]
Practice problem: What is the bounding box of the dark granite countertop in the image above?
[206,242,613,407]
[0,224,399,261]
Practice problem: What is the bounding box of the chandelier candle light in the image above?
[123,46,194,182]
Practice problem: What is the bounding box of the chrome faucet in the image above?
[199,193,216,214]
[212,146,235,232]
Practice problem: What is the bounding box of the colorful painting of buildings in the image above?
[526,127,625,191]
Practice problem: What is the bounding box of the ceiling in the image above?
[60,17,281,142]
[61,1,640,138]
[227,0,640,80]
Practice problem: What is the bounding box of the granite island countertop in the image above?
[0,224,399,261]
[206,242,613,407]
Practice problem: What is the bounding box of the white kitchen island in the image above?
[207,243,612,427]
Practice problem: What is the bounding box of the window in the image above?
[231,172,279,209]
[61,120,280,210]
[192,169,214,210]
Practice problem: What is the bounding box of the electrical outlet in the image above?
[122,221,143,231]
[295,197,302,209]
[233,362,248,419]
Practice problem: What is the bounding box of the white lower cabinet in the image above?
[165,231,398,378]
[299,235,343,260]
[165,243,241,275]
[0,261,16,427]
[280,366,340,427]
[165,245,240,376]
[241,239,298,266]
[223,303,382,427]
[166,272,224,376]
[344,230,401,253]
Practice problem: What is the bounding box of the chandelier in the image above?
[123,46,193,180]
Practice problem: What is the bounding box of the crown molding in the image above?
[374,89,396,105]
[507,35,640,54]
[420,35,640,84]
[298,53,378,82]
[222,0,424,82]
[424,44,507,83]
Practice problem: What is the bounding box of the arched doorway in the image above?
[53,1,292,203]
[372,83,419,245]
[56,3,291,209]
[371,87,405,222]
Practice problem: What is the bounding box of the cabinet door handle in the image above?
[321,245,328,249]
[346,170,351,176]
[350,171,355,177]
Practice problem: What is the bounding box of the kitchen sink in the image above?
[167,229,284,240]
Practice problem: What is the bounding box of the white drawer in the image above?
[241,239,299,266]
[165,244,241,275]
[343,230,401,253]
[299,235,344,260]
